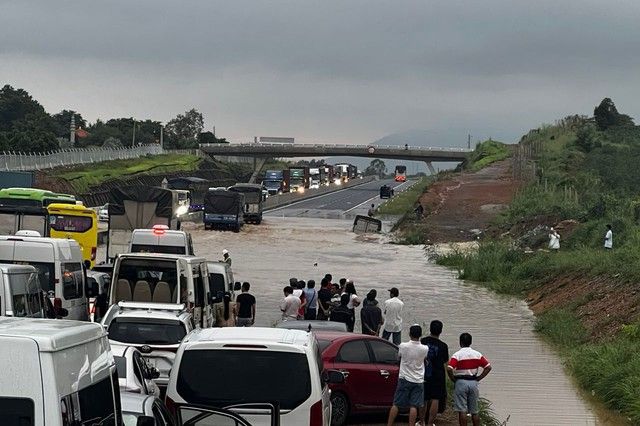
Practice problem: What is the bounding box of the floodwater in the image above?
[186,216,616,425]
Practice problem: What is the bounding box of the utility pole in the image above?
[70,114,76,146]
[132,120,136,146]
[467,134,471,149]
[160,124,164,149]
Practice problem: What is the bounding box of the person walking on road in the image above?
[419,320,449,426]
[317,278,333,320]
[222,249,232,266]
[361,289,383,336]
[604,224,613,250]
[304,280,318,320]
[280,286,301,320]
[548,227,560,251]
[383,287,404,345]
[330,294,354,331]
[447,333,492,426]
[386,324,429,426]
[234,282,256,326]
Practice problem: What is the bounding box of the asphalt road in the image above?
[265,178,412,219]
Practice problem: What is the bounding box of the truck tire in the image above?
[256,218,262,225]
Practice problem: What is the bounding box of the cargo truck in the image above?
[203,189,245,232]
[309,167,321,189]
[228,183,264,224]
[263,170,285,195]
[288,166,310,192]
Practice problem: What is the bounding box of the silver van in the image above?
[0,264,45,318]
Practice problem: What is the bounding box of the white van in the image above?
[129,225,194,255]
[110,253,214,328]
[0,317,121,425]
[206,260,236,300]
[0,263,45,318]
[165,327,335,426]
[0,236,89,321]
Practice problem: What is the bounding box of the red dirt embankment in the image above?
[418,160,519,243]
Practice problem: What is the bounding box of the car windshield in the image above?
[108,318,187,345]
[176,349,311,410]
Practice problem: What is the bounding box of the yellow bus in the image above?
[47,203,98,267]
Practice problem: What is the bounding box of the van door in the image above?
[59,261,88,321]
[190,263,205,328]
[199,262,213,326]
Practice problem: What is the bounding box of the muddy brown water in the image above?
[181,217,619,425]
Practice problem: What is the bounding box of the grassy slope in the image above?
[54,154,202,192]
[465,139,511,171]
[436,121,640,423]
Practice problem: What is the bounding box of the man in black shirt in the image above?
[317,278,333,320]
[234,282,256,326]
[419,320,449,426]
[360,289,383,335]
[330,294,353,331]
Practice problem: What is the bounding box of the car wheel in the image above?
[330,392,349,426]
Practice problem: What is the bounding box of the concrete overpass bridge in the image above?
[200,143,472,178]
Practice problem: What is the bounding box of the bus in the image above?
[0,188,75,236]
[395,165,407,182]
[47,203,98,267]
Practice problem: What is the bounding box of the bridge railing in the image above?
[200,143,473,153]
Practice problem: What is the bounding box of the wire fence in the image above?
[0,145,165,171]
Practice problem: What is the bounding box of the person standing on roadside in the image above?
[383,287,404,345]
[386,324,428,426]
[222,249,232,266]
[604,224,613,250]
[447,333,492,426]
[360,289,383,336]
[368,204,376,217]
[295,281,307,319]
[280,286,300,320]
[548,227,560,252]
[419,320,449,426]
[317,278,333,320]
[330,294,354,331]
[215,292,235,327]
[304,280,318,320]
[234,282,256,326]
[342,281,361,332]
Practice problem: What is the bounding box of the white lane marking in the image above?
[343,180,413,213]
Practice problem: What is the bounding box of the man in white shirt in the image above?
[386,324,428,426]
[548,227,560,251]
[604,224,613,249]
[383,287,404,345]
[280,286,300,320]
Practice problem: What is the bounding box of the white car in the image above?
[165,327,344,426]
[103,302,195,388]
[99,204,109,222]
[111,343,161,397]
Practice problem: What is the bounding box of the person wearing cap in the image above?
[382,287,404,345]
[386,324,428,426]
[222,249,232,266]
[360,289,383,335]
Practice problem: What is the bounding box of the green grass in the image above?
[465,140,511,172]
[55,154,202,192]
[376,178,430,216]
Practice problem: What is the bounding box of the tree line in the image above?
[0,85,227,153]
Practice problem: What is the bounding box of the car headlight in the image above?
[176,205,189,216]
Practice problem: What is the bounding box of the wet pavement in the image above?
[184,216,611,426]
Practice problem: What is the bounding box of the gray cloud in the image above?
[1,0,639,145]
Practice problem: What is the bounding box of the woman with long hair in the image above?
[215,291,236,327]
[341,281,361,332]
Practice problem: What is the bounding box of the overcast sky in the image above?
[1,0,639,146]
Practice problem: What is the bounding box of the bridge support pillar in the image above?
[425,161,437,175]
[248,157,267,183]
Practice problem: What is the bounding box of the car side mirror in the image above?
[136,416,155,426]
[85,280,99,298]
[324,369,345,384]
[234,282,241,291]
[147,367,161,380]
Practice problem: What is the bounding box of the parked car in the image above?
[112,343,161,397]
[313,331,399,426]
[102,302,195,389]
[121,392,174,426]
[276,319,348,332]
[99,204,109,222]
[165,327,345,426]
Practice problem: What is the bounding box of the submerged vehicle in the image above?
[228,183,264,224]
[203,189,245,232]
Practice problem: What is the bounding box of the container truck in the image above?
[288,166,310,192]
[263,170,285,195]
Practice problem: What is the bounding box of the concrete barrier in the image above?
[263,176,377,211]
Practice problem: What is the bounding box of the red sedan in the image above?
[314,331,399,426]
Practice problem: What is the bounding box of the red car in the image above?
[314,331,399,426]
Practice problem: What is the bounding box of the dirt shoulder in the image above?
[418,159,519,243]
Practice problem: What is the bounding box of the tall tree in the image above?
[165,108,204,148]
[52,110,87,139]
[0,85,48,132]
[594,98,634,131]
[364,159,387,178]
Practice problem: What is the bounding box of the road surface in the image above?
[266,178,412,219]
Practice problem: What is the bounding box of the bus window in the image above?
[49,215,93,233]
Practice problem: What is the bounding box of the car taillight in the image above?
[91,247,97,260]
[165,394,177,417]
[309,399,323,426]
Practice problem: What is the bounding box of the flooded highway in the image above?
[184,215,612,426]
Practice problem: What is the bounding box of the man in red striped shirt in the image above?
[447,333,492,426]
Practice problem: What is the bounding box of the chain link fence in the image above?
[0,145,165,171]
